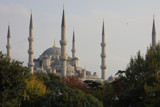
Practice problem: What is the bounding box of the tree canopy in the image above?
[0,52,29,107]
[115,44,160,106]
[0,51,103,107]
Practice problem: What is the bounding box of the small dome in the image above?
[93,72,97,76]
[42,47,61,56]
[108,76,115,81]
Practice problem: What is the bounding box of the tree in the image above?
[38,87,103,107]
[0,52,29,107]
[115,44,160,106]
[144,80,160,107]
[21,75,48,107]
[62,76,90,93]
[91,84,116,107]
[35,72,65,91]
[84,80,102,89]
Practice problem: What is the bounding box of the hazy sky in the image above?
[0,0,160,78]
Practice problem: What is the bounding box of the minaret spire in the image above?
[83,65,86,79]
[61,6,65,27]
[101,20,106,81]
[152,15,156,49]
[60,6,67,76]
[28,12,34,74]
[71,29,76,58]
[6,24,11,60]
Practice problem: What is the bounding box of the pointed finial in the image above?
[61,5,65,27]
[8,21,10,26]
[152,14,156,35]
[73,27,74,33]
[153,14,155,24]
[85,65,86,71]
[53,39,56,47]
[63,4,64,9]
[73,29,75,42]
[7,23,10,38]
[102,20,105,35]
[30,10,33,28]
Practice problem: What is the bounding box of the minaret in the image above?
[101,20,106,80]
[71,29,76,58]
[28,12,34,74]
[60,6,67,76]
[83,65,86,79]
[152,15,156,49]
[6,24,11,60]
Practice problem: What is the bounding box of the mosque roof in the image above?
[42,47,61,56]
[41,46,70,58]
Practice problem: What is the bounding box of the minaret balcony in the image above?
[28,37,34,41]
[28,50,34,54]
[101,43,106,47]
[60,40,67,45]
[101,65,106,69]
[6,45,11,49]
[71,49,76,53]
[101,54,106,58]
[28,62,34,66]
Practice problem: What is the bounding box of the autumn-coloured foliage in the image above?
[24,75,48,100]
[112,80,126,95]
[62,76,90,93]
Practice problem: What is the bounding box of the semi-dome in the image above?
[42,47,61,56]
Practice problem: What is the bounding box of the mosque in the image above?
[5,7,110,81]
[6,8,156,82]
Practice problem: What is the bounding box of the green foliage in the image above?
[25,75,48,97]
[144,75,160,107]
[0,52,29,107]
[115,44,160,106]
[145,44,160,74]
[35,72,65,91]
[38,87,103,107]
[82,94,103,107]
[84,80,102,89]
[22,75,48,107]
[91,84,115,107]
[0,52,102,107]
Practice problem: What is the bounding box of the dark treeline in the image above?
[1,44,160,107]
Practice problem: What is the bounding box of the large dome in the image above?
[41,46,70,58]
[42,47,61,56]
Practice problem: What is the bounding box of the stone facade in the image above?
[33,8,103,81]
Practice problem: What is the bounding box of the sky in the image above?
[1,0,160,78]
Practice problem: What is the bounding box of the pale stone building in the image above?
[5,7,106,81]
[33,8,103,81]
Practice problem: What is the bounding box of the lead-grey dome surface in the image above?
[42,47,61,56]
